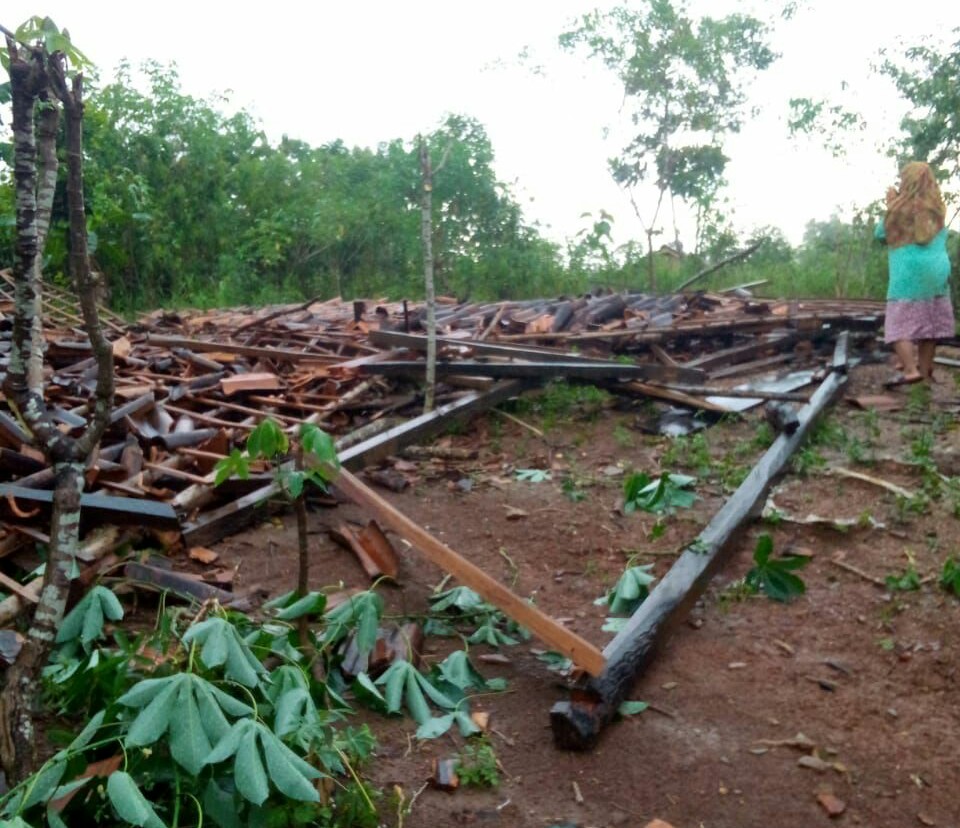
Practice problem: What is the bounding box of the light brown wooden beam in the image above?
[331,467,605,676]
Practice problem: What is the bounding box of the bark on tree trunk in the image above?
[0,45,115,782]
[419,137,437,412]
[28,96,60,394]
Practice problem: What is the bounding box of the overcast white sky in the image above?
[5,1,957,250]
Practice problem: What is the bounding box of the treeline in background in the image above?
[0,61,956,313]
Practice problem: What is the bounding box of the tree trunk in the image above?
[646,228,656,292]
[0,45,114,781]
[294,446,310,645]
[419,137,437,412]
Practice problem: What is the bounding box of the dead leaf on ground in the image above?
[189,545,219,564]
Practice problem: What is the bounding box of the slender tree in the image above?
[418,134,452,412]
[560,0,775,289]
[0,21,114,779]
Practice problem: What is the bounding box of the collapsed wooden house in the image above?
[0,274,888,745]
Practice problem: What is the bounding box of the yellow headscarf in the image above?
[884,161,946,249]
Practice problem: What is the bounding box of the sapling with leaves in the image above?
[215,418,340,642]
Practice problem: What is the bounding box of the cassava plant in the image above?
[214,418,339,642]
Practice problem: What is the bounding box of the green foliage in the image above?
[182,617,269,687]
[881,31,960,185]
[373,660,457,726]
[623,472,697,515]
[885,564,921,592]
[744,534,809,602]
[106,771,166,828]
[214,420,340,497]
[514,468,551,483]
[56,585,124,651]
[9,16,91,69]
[939,556,960,597]
[595,564,656,615]
[5,592,392,828]
[322,591,384,655]
[454,739,500,788]
[560,0,775,262]
[427,586,527,649]
[203,719,323,805]
[617,700,650,717]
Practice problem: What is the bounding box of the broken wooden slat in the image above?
[550,332,850,748]
[220,372,282,396]
[368,329,706,384]
[331,467,606,676]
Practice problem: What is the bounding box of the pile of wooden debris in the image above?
[0,281,885,689]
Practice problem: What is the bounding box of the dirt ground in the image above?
[213,353,960,828]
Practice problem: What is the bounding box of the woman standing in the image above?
[875,161,955,385]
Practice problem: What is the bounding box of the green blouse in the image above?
[874,223,950,302]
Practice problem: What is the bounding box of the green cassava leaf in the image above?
[120,673,253,774]
[182,617,268,687]
[623,472,697,515]
[106,771,166,828]
[273,687,318,737]
[246,419,287,461]
[56,586,124,650]
[273,591,327,621]
[415,713,454,740]
[322,591,383,654]
[617,700,649,716]
[597,564,657,615]
[744,534,809,602]
[429,586,488,614]
[214,449,249,486]
[204,720,320,806]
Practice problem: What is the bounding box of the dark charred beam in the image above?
[0,484,180,530]
[551,332,850,751]
[358,359,704,385]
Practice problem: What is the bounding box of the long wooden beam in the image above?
[368,330,705,384]
[551,332,850,749]
[145,335,340,363]
[358,360,704,384]
[332,467,605,676]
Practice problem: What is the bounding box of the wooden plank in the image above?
[358,360,705,384]
[685,333,797,370]
[220,372,282,396]
[146,335,340,363]
[333,467,605,676]
[369,329,706,384]
[551,332,850,749]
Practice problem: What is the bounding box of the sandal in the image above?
[884,373,924,388]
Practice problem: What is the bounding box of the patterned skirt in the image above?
[884,295,956,343]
